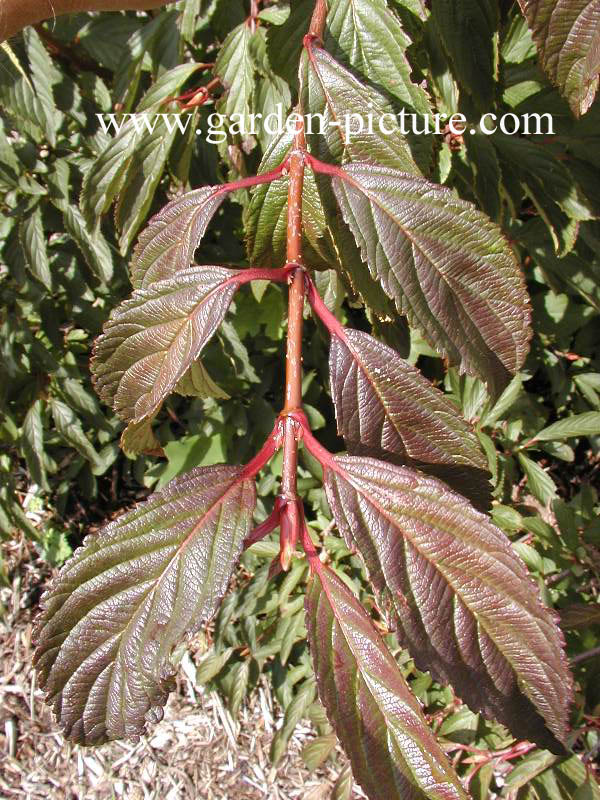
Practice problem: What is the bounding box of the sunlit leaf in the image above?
[214,23,255,130]
[34,465,256,745]
[518,452,558,505]
[131,186,228,289]
[175,361,229,400]
[120,417,163,458]
[322,454,572,752]
[91,266,239,423]
[329,327,491,509]
[306,564,467,800]
[114,116,180,254]
[329,161,532,398]
[324,0,431,115]
[533,411,600,442]
[81,121,140,228]
[518,0,600,116]
[303,45,419,171]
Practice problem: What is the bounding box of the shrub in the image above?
[0,1,599,797]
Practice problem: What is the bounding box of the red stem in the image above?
[244,497,284,549]
[221,160,291,194]
[305,152,347,179]
[306,274,346,339]
[290,409,337,472]
[283,149,307,412]
[237,1,334,573]
[299,509,323,574]
[240,425,281,481]
[308,0,328,38]
[279,497,302,571]
[249,0,260,32]
[231,265,295,288]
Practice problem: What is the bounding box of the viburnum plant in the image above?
[32,0,600,797]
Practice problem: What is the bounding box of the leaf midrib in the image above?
[336,169,520,362]
[112,275,235,420]
[329,465,561,696]
[50,475,250,739]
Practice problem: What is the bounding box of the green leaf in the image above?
[533,412,600,442]
[519,220,600,310]
[301,734,337,771]
[120,417,163,459]
[41,528,72,567]
[62,204,114,284]
[49,399,102,469]
[34,465,256,745]
[175,361,229,400]
[137,63,204,111]
[502,12,537,63]
[431,0,498,110]
[245,126,338,271]
[303,45,419,172]
[493,134,593,255]
[20,206,52,290]
[21,399,48,491]
[228,659,250,717]
[131,186,228,289]
[517,0,600,116]
[270,680,317,765]
[322,454,572,752]
[324,0,431,115]
[22,28,61,146]
[517,452,558,504]
[214,23,255,131]
[196,647,235,684]
[81,120,141,227]
[114,117,180,253]
[464,131,502,221]
[91,266,240,424]
[328,326,491,509]
[504,750,557,791]
[513,754,600,800]
[574,779,600,800]
[306,565,468,800]
[330,162,531,399]
[267,0,314,87]
[332,765,354,800]
[218,319,260,384]
[479,374,523,427]
[77,15,144,72]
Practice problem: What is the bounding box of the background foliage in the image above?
[0,1,599,796]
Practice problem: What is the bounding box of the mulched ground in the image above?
[0,536,363,800]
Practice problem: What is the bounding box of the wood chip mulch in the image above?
[0,536,362,800]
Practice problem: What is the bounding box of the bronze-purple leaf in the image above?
[329,162,532,399]
[33,465,256,746]
[130,186,227,289]
[518,0,600,117]
[329,327,491,510]
[91,266,238,424]
[306,565,467,800]
[322,455,572,754]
